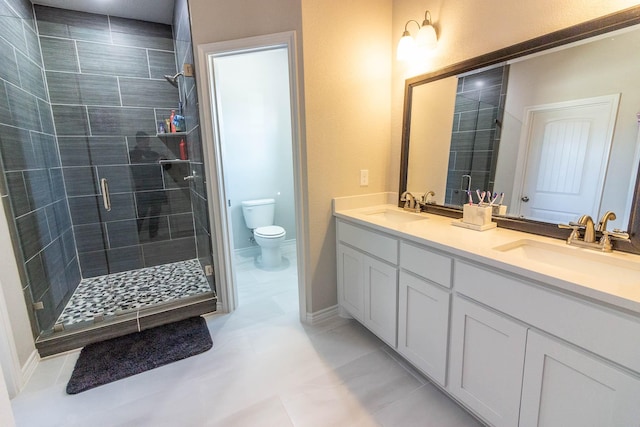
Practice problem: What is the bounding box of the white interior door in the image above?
[514,94,619,223]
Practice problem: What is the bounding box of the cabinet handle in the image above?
[100,178,111,211]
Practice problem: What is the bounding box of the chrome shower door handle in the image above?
[100,178,111,211]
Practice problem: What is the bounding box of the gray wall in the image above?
[35,5,199,279]
[0,0,79,333]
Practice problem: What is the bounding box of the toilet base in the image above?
[259,246,282,269]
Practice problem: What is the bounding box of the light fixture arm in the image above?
[402,19,421,37]
[421,10,433,27]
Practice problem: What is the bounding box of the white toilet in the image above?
[241,199,286,268]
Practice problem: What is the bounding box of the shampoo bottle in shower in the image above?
[169,110,176,133]
[179,139,188,160]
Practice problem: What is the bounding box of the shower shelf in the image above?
[156,132,187,137]
[159,159,189,164]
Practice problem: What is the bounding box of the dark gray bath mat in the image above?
[66,316,212,394]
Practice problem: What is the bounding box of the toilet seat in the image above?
[254,226,285,239]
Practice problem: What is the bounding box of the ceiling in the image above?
[31,0,176,24]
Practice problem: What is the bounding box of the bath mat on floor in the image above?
[66,316,212,394]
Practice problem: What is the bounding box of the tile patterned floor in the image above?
[12,242,482,426]
[56,259,211,326]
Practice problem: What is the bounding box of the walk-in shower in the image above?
[0,0,216,356]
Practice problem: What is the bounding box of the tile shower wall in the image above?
[445,66,508,206]
[173,0,214,289]
[35,5,197,278]
[0,0,80,333]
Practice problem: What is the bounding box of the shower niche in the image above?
[0,0,217,356]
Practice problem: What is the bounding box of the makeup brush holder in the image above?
[452,204,497,231]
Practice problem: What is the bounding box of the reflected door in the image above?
[515,95,619,223]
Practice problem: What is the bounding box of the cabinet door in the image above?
[337,243,365,321]
[449,296,527,427]
[397,272,449,387]
[520,330,640,427]
[363,255,398,347]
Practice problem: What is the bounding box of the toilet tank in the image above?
[241,199,275,229]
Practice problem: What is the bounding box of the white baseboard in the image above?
[305,305,339,324]
[18,350,39,393]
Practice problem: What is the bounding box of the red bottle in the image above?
[179,139,188,160]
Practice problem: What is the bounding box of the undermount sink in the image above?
[363,208,427,224]
[493,239,640,286]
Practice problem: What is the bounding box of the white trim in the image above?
[306,305,339,324]
[19,350,38,388]
[0,280,22,398]
[196,31,309,321]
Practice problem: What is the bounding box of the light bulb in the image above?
[397,32,416,61]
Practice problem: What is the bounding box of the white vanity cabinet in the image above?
[449,296,527,427]
[336,220,398,347]
[334,211,640,427]
[397,242,452,387]
[520,330,640,427]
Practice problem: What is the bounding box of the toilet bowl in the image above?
[241,199,286,269]
[253,225,286,268]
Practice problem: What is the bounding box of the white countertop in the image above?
[334,201,640,315]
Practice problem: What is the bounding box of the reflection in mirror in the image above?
[404,23,640,233]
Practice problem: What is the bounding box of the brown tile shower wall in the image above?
[35,5,198,279]
[173,0,214,287]
[0,0,80,333]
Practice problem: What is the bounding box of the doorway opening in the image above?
[198,32,306,319]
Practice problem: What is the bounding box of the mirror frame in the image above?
[399,5,640,254]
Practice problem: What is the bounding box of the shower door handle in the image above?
[100,178,112,211]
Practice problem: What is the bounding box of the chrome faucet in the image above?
[400,191,419,212]
[559,211,629,252]
[422,190,435,205]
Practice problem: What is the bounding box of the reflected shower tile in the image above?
[25,26,42,64]
[107,246,144,273]
[169,213,195,239]
[49,168,66,201]
[46,72,120,106]
[0,37,20,87]
[58,136,90,166]
[142,236,196,267]
[35,5,110,43]
[129,164,164,191]
[62,166,98,196]
[0,1,26,55]
[6,172,30,217]
[38,99,56,135]
[61,228,77,265]
[87,106,156,136]
[78,249,108,278]
[74,223,106,252]
[52,199,71,231]
[6,84,41,131]
[26,253,47,301]
[52,105,89,136]
[105,219,141,248]
[97,165,134,193]
[40,37,79,73]
[119,78,178,108]
[16,51,47,100]
[109,16,174,51]
[148,50,178,80]
[77,41,149,78]
[42,238,65,285]
[16,209,51,260]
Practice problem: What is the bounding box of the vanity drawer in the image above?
[455,260,640,374]
[337,220,398,264]
[400,242,452,288]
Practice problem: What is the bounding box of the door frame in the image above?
[511,94,620,220]
[196,31,308,320]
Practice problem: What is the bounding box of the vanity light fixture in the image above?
[397,10,438,61]
[397,19,421,61]
[416,10,438,51]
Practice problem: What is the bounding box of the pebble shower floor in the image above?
[55,259,211,326]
